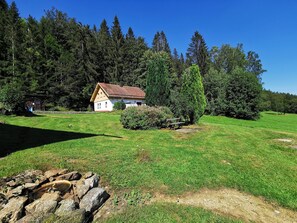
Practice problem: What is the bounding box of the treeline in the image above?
[260,90,297,114]
[1,0,288,119]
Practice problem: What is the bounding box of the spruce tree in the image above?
[172,48,184,82]
[23,15,42,93]
[186,31,209,76]
[122,27,137,85]
[109,16,124,84]
[6,1,24,78]
[145,52,171,106]
[152,32,160,52]
[0,0,9,84]
[152,31,171,55]
[97,19,111,82]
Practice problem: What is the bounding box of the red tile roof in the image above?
[90,83,145,102]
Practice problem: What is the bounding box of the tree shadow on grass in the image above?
[0,124,122,157]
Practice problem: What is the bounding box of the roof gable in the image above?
[90,83,145,102]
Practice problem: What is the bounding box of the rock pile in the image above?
[0,169,110,222]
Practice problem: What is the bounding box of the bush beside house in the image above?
[113,101,126,110]
[120,106,173,130]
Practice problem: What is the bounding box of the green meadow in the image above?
[0,112,296,221]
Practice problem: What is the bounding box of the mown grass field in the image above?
[0,112,296,222]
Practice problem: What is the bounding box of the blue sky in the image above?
[8,0,297,94]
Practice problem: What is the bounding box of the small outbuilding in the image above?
[90,83,145,111]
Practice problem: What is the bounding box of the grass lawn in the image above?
[0,111,296,221]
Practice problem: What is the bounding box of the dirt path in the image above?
[152,188,297,223]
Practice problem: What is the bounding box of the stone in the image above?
[24,183,38,190]
[23,178,33,184]
[55,199,77,216]
[56,171,82,181]
[6,180,17,187]
[6,185,24,199]
[25,192,60,215]
[76,174,99,198]
[79,187,109,212]
[44,169,67,179]
[58,209,86,223]
[83,171,94,179]
[35,175,47,185]
[0,196,27,222]
[23,170,43,178]
[0,193,8,208]
[16,214,36,223]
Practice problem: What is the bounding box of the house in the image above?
[90,83,145,111]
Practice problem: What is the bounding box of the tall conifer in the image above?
[186,31,209,76]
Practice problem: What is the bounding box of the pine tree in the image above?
[122,27,137,85]
[172,48,184,83]
[6,1,25,78]
[152,31,160,52]
[23,15,42,93]
[0,0,9,84]
[186,31,209,76]
[152,31,171,55]
[109,16,125,84]
[145,52,171,106]
[97,19,111,82]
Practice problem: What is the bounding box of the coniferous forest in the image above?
[0,0,296,118]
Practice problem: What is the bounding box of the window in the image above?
[105,102,107,108]
[97,103,101,110]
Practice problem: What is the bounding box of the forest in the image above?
[0,0,296,118]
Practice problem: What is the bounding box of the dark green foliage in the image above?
[145,52,171,106]
[120,106,173,130]
[210,44,247,74]
[123,28,148,85]
[113,101,126,110]
[172,48,184,85]
[180,65,206,124]
[260,90,297,114]
[109,16,125,84]
[225,68,262,120]
[203,67,227,115]
[0,0,273,120]
[186,31,210,76]
[152,31,171,55]
[0,81,24,113]
[97,19,111,83]
[246,51,266,79]
[204,44,266,119]
[0,0,8,83]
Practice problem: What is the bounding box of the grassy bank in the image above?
[0,112,296,220]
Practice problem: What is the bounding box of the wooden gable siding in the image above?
[94,88,109,102]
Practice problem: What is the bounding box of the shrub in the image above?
[180,65,206,124]
[113,101,126,110]
[120,106,173,130]
[225,68,262,120]
[0,81,25,114]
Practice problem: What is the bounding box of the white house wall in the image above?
[94,98,145,111]
[94,99,113,111]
